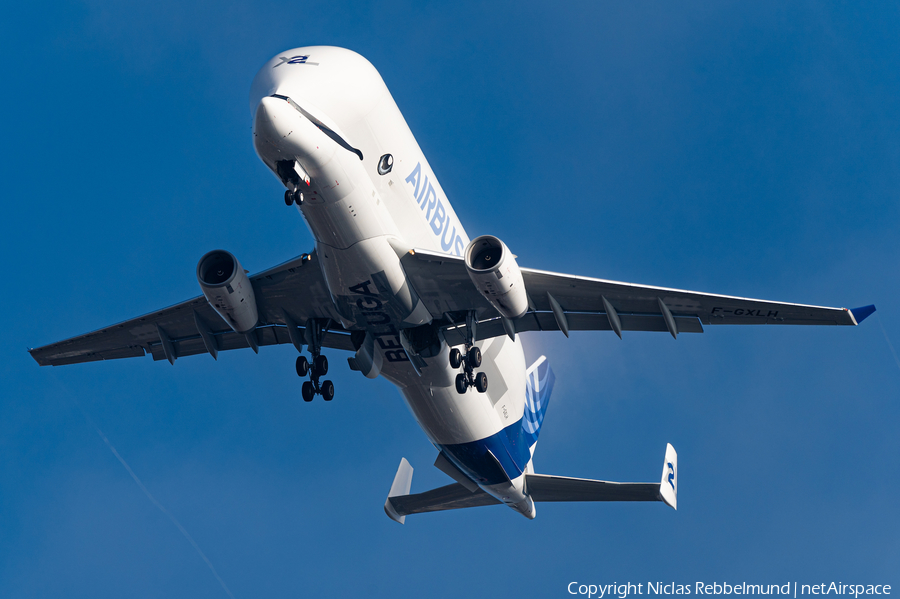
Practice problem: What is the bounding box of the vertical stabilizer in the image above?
[384,458,414,524]
[523,356,555,447]
[659,443,677,510]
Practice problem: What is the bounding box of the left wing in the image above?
[29,252,354,367]
[401,249,875,343]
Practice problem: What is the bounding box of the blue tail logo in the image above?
[523,356,555,446]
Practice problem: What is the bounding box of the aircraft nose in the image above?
[253,95,295,149]
[251,94,343,186]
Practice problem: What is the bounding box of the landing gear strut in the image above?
[296,318,334,402]
[451,311,488,394]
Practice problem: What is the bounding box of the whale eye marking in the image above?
[377,154,393,175]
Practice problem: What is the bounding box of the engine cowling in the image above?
[197,250,259,334]
[464,235,528,319]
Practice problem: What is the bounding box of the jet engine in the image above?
[464,235,528,319]
[197,250,260,334]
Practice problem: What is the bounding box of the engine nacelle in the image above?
[464,235,529,319]
[197,250,259,334]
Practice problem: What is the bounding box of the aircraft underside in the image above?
[28,45,874,522]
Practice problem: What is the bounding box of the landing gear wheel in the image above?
[467,346,482,369]
[449,348,462,369]
[455,373,468,394]
[295,355,309,377]
[313,354,328,376]
[284,189,294,206]
[321,380,335,401]
[302,381,315,402]
[474,372,488,393]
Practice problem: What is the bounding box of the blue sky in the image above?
[2,1,898,597]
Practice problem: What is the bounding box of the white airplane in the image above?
[30,46,875,523]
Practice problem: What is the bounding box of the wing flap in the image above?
[400,249,491,317]
[145,325,354,362]
[443,312,703,345]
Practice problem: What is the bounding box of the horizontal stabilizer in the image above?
[387,482,501,519]
[525,475,661,502]
[526,443,675,509]
[383,445,678,522]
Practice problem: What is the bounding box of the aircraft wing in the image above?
[402,249,875,343]
[29,252,355,367]
[32,246,875,367]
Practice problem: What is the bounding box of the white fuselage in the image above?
[250,47,533,514]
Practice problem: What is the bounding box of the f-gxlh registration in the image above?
[30,47,875,522]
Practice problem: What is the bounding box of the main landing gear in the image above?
[451,311,488,394]
[296,318,334,402]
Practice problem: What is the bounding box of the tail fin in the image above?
[384,458,414,524]
[659,443,677,510]
[523,356,555,447]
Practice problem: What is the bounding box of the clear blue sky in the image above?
[2,2,898,597]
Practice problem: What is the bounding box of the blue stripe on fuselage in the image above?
[438,417,532,486]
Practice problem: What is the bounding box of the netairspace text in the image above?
[567,582,892,599]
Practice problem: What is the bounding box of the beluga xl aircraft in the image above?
[30,46,875,523]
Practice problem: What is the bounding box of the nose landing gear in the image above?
[277,160,309,207]
[295,319,334,402]
[284,187,303,206]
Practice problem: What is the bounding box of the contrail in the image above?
[877,313,900,372]
[63,387,236,599]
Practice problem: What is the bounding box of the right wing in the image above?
[519,267,865,327]
[29,252,355,367]
[400,248,874,343]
